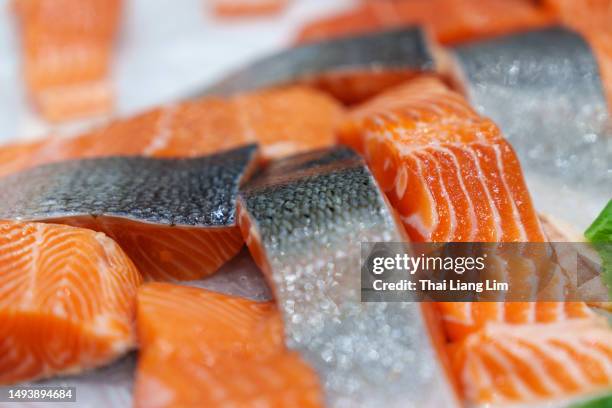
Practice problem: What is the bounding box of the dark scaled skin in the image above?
[0,145,258,226]
[238,147,459,408]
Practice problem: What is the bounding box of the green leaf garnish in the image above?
[570,394,612,408]
[585,200,612,296]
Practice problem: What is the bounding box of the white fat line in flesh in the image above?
[394,161,408,200]
[398,154,438,240]
[567,338,612,380]
[465,350,494,404]
[492,143,527,241]
[431,145,477,240]
[495,336,562,395]
[421,149,457,240]
[536,340,591,388]
[142,104,179,156]
[463,145,502,241]
[23,224,44,308]
[482,342,536,401]
[95,231,122,312]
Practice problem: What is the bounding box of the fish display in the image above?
[0,146,258,281]
[0,221,141,384]
[0,85,344,179]
[134,282,322,408]
[238,147,459,407]
[12,0,121,121]
[338,75,612,405]
[1,2,611,406]
[202,27,436,104]
[295,0,553,46]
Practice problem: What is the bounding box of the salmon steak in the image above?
[134,282,322,408]
[238,147,459,407]
[13,0,121,121]
[0,146,258,282]
[0,85,344,180]
[295,0,553,46]
[0,221,142,384]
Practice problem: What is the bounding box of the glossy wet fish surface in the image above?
[0,145,258,226]
[238,147,458,408]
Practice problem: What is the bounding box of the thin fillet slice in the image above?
[0,221,142,384]
[134,283,322,408]
[0,85,344,179]
[13,0,121,121]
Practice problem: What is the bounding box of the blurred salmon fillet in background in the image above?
[134,283,322,408]
[210,0,287,17]
[0,85,345,179]
[296,0,554,45]
[12,0,121,122]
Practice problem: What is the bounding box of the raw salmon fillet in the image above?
[339,76,545,243]
[449,318,612,405]
[296,0,553,46]
[13,0,121,121]
[134,283,322,408]
[0,221,142,384]
[210,0,287,17]
[0,86,344,179]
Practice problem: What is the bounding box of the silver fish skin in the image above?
[238,147,459,408]
[450,26,612,211]
[0,145,258,226]
[200,27,434,97]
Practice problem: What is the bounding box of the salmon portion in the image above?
[339,76,544,243]
[210,0,287,17]
[0,86,344,180]
[0,221,142,384]
[13,0,121,121]
[134,283,322,408]
[449,318,612,405]
[296,0,553,46]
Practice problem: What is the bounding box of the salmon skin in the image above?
[0,221,142,384]
[0,145,258,281]
[238,147,459,407]
[449,26,612,191]
[134,282,322,408]
[201,27,436,104]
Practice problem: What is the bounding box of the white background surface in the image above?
[0,0,356,143]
